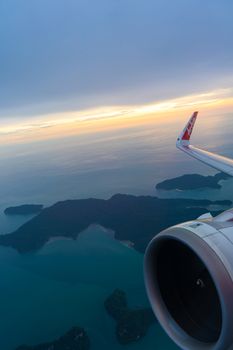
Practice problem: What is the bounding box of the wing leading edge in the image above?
[176,112,233,176]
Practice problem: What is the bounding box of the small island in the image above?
[16,327,90,350]
[4,204,43,216]
[0,194,231,254]
[156,172,230,191]
[104,289,155,344]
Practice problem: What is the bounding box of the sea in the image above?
[1,111,233,349]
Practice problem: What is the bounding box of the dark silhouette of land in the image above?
[156,173,230,191]
[4,204,43,216]
[16,327,90,350]
[0,194,230,254]
[104,289,155,344]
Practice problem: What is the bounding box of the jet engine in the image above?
[144,210,233,350]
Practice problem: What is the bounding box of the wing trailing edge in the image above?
[176,112,233,176]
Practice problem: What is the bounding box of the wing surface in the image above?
[176,112,233,176]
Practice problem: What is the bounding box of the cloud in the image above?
[0,87,232,145]
[1,0,233,116]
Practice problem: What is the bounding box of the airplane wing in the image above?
[176,112,233,176]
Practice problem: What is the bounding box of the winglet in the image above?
[176,111,198,148]
[176,111,233,176]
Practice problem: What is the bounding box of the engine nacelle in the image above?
[144,210,233,350]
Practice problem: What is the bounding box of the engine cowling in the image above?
[144,211,233,350]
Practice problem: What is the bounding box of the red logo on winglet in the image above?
[182,111,198,141]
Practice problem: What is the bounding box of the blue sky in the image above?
[1,0,233,117]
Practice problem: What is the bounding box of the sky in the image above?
[1,0,233,139]
[1,0,233,209]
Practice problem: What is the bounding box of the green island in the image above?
[0,194,231,254]
[104,289,156,344]
[4,204,43,216]
[156,172,230,190]
[16,327,90,350]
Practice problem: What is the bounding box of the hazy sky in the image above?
[1,0,233,119]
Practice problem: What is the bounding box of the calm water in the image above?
[0,227,178,350]
[1,111,233,349]
[0,111,233,214]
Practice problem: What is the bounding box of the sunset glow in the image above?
[1,88,233,145]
